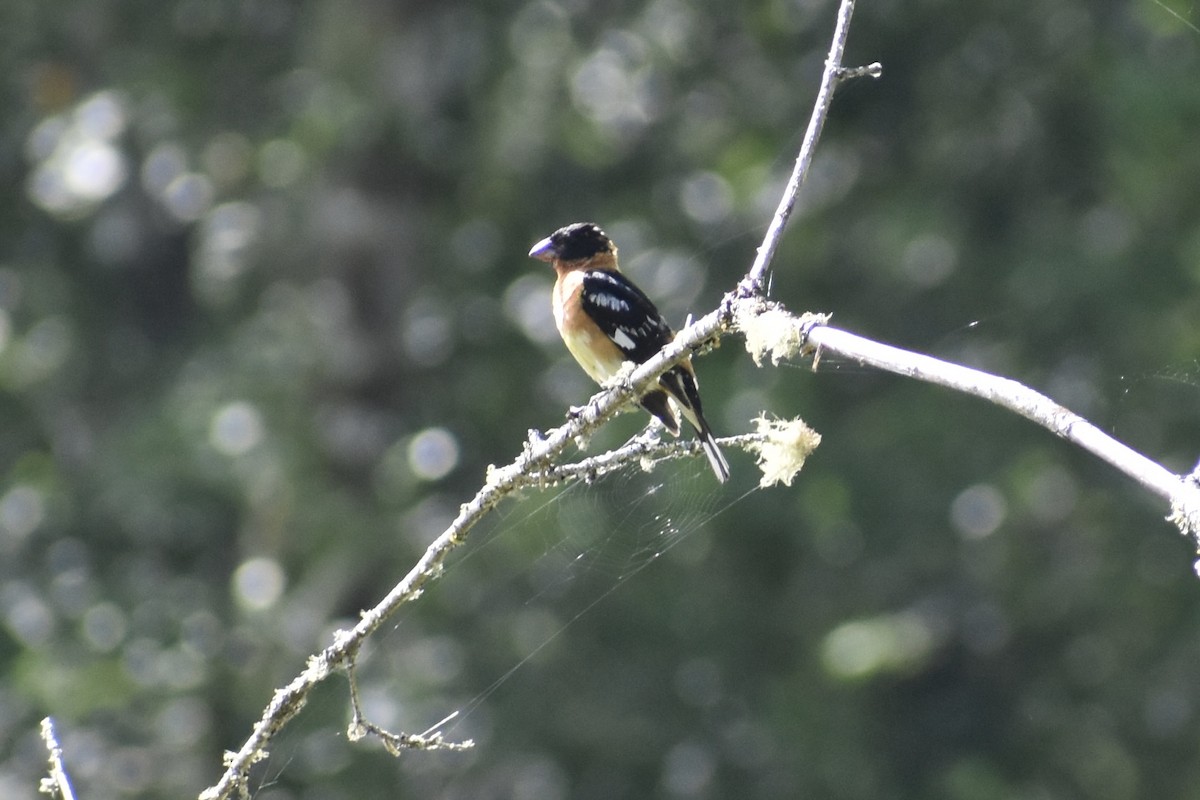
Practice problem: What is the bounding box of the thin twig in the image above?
[346,661,473,756]
[526,427,772,485]
[38,718,77,800]
[837,62,883,82]
[739,0,873,297]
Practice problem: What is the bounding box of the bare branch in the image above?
[38,718,77,800]
[739,0,869,297]
[801,322,1200,540]
[526,426,778,485]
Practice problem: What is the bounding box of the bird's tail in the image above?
[695,421,730,484]
[640,389,680,435]
[662,367,730,483]
[679,402,729,483]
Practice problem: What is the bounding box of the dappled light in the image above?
[3,0,1200,798]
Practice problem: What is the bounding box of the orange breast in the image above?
[554,270,625,383]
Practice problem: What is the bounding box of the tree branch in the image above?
[199,3,867,797]
[801,323,1200,539]
[739,0,878,297]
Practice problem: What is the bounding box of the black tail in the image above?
[639,389,679,434]
[691,416,730,483]
[660,366,730,483]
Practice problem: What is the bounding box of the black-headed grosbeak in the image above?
[529,222,730,483]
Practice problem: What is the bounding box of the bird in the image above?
[529,222,730,483]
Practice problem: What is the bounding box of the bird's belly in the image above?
[563,328,623,383]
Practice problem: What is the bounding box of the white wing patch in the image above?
[611,327,637,352]
[587,290,629,312]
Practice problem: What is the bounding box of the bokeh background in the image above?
[3,0,1200,797]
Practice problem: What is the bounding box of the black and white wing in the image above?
[579,270,675,364]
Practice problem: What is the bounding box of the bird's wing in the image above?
[579,270,674,364]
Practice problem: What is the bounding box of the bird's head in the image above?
[528,222,616,266]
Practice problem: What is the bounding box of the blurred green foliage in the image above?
[1,0,1200,798]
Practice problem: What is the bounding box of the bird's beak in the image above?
[528,236,556,262]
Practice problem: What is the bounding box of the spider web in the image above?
[368,450,757,747]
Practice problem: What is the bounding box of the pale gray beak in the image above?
[528,236,556,261]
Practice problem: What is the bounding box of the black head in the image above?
[528,222,614,262]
